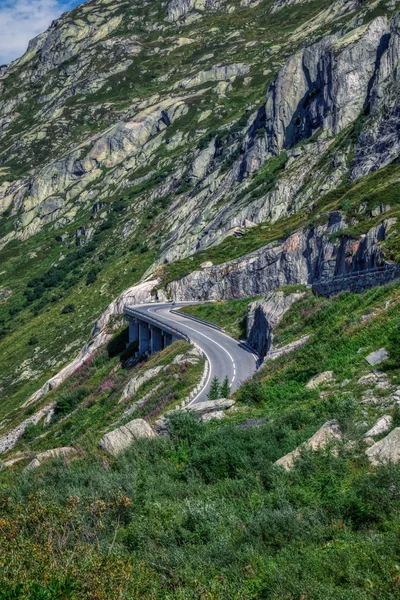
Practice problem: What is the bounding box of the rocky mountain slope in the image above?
[0,0,400,439]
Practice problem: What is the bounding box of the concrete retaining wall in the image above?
[312,265,400,297]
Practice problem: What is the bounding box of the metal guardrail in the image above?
[315,263,400,284]
[124,306,191,343]
[170,308,224,332]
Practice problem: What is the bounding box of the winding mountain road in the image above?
[131,303,259,404]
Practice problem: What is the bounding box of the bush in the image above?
[55,387,91,418]
[61,304,75,314]
[27,335,39,346]
[166,410,205,445]
[86,269,98,286]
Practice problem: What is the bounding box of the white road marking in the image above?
[146,306,238,400]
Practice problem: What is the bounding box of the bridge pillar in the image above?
[128,318,139,344]
[139,321,151,354]
[151,327,162,354]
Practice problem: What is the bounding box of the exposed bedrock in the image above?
[246,291,306,358]
[241,15,393,176]
[167,215,395,301]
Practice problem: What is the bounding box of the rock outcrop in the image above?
[166,0,226,22]
[242,16,391,175]
[0,403,56,455]
[168,217,393,301]
[247,290,305,357]
[275,420,343,470]
[26,447,76,470]
[99,419,156,456]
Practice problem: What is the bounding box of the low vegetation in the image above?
[1,284,399,599]
[180,297,259,339]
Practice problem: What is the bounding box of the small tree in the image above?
[208,376,221,401]
[220,376,231,399]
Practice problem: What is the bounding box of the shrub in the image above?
[55,387,91,418]
[61,304,75,314]
[166,410,205,445]
[27,335,39,346]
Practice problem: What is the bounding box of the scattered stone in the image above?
[365,348,389,366]
[306,371,335,390]
[275,420,343,471]
[360,389,381,405]
[364,415,393,438]
[99,419,156,456]
[340,379,351,388]
[26,447,76,470]
[0,289,12,303]
[366,427,400,466]
[201,261,213,269]
[357,372,390,387]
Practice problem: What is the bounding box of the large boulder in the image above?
[26,447,76,470]
[189,398,235,415]
[366,427,400,466]
[99,419,156,456]
[275,420,343,470]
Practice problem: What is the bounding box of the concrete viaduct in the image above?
[125,305,190,355]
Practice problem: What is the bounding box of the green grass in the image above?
[237,283,400,419]
[4,337,204,458]
[0,283,400,598]
[180,297,259,339]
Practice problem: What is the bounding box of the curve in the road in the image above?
[132,303,259,405]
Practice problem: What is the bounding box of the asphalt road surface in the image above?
[132,303,259,405]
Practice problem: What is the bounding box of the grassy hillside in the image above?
[1,283,399,599]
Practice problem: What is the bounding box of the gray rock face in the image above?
[168,216,392,301]
[366,427,400,465]
[201,410,226,422]
[366,348,389,366]
[166,0,225,22]
[275,420,343,470]
[99,419,156,456]
[247,291,305,357]
[352,12,400,179]
[190,139,217,183]
[242,16,390,175]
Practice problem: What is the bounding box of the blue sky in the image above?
[0,0,84,65]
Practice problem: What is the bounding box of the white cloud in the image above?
[0,0,78,65]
